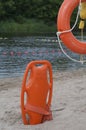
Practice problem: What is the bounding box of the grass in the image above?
[0,19,57,37]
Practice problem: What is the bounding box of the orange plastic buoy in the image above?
[57,0,86,54]
[21,60,53,125]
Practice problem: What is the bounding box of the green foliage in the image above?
[0,19,56,36]
[0,0,63,24]
[0,0,77,33]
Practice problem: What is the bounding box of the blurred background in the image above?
[0,0,86,78]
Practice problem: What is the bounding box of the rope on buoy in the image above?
[56,0,86,64]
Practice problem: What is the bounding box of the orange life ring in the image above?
[57,0,86,54]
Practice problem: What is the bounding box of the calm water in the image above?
[0,36,86,78]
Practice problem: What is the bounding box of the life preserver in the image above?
[21,60,53,125]
[57,0,86,54]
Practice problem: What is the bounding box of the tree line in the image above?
[0,0,63,24]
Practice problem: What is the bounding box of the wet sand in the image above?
[0,68,86,130]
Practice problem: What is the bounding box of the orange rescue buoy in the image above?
[57,0,86,54]
[21,60,53,125]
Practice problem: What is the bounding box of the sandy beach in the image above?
[0,68,86,130]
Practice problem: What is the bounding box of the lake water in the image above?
[0,36,86,78]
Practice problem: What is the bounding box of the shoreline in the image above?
[0,68,86,130]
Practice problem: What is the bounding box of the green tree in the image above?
[0,0,76,25]
[0,2,5,19]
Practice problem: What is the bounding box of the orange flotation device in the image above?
[21,60,53,125]
[57,0,86,54]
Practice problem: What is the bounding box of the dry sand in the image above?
[0,68,86,130]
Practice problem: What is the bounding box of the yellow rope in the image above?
[79,2,86,61]
[79,2,86,29]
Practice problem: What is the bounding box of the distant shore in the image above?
[0,19,56,37]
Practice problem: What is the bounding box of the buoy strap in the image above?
[25,103,52,115]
